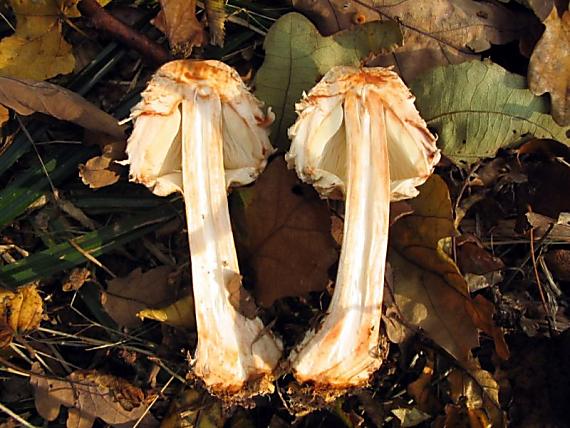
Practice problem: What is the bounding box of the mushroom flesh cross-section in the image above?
[286,66,440,395]
[126,60,282,401]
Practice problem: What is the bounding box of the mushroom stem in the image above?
[290,90,390,388]
[181,92,281,398]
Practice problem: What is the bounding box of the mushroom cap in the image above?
[286,66,440,201]
[127,60,275,196]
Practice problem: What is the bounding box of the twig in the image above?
[529,226,555,335]
[77,0,171,65]
[0,402,40,428]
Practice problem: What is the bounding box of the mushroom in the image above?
[126,60,282,400]
[286,66,440,393]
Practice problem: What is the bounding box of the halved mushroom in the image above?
[286,66,440,394]
[126,60,282,401]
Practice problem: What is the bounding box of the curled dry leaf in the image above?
[234,157,338,308]
[101,266,181,328]
[389,175,508,362]
[293,0,536,82]
[0,0,75,79]
[0,284,43,348]
[30,364,156,428]
[0,77,124,138]
[528,6,569,126]
[152,0,206,55]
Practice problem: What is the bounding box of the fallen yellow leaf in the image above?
[0,284,43,348]
[0,0,75,79]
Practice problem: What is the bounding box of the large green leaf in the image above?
[411,60,570,166]
[255,12,402,151]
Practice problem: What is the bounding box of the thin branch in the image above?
[77,0,171,65]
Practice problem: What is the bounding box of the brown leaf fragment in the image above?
[30,364,156,428]
[226,273,258,319]
[294,0,537,82]
[62,267,91,292]
[237,157,338,307]
[160,389,224,428]
[79,136,126,189]
[544,249,570,281]
[468,295,510,360]
[101,266,177,328]
[0,284,43,348]
[528,6,570,126]
[407,354,441,415]
[447,358,506,428]
[152,0,206,55]
[456,235,504,275]
[0,77,123,138]
[0,105,8,127]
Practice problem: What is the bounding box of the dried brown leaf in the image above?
[152,0,205,55]
[0,105,7,127]
[293,0,537,81]
[0,77,123,138]
[407,354,441,415]
[236,157,338,307]
[456,235,504,275]
[528,6,570,126]
[160,389,224,428]
[79,135,126,189]
[389,176,479,361]
[62,267,91,292]
[30,364,156,428]
[0,284,43,348]
[101,266,178,328]
[447,358,506,427]
[390,176,507,362]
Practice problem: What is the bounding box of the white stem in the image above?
[181,91,281,398]
[291,89,390,389]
